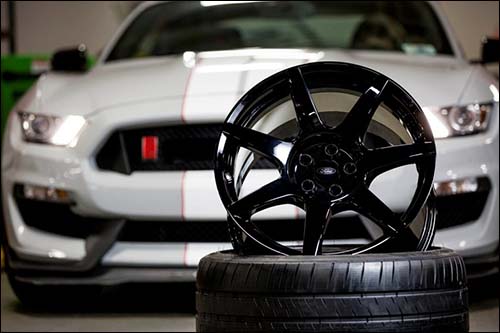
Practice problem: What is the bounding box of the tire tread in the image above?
[196,249,468,332]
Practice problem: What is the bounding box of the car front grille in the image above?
[95,123,274,174]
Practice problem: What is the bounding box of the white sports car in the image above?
[1,1,498,301]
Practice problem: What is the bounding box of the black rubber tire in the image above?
[196,248,468,332]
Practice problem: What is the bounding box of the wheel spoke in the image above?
[362,142,435,177]
[336,79,390,142]
[288,67,325,133]
[378,227,421,252]
[223,123,292,168]
[302,201,332,255]
[229,178,294,218]
[351,186,402,235]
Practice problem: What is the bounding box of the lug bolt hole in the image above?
[325,144,339,156]
[343,162,357,175]
[301,179,316,193]
[329,184,343,197]
[299,153,313,167]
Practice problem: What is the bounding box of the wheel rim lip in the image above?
[215,61,436,256]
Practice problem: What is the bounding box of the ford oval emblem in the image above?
[317,167,336,176]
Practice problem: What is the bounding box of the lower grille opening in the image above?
[14,181,490,241]
[435,185,490,230]
[117,216,370,243]
[15,198,107,239]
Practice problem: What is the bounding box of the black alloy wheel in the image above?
[214,62,437,256]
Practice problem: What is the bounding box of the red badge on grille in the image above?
[141,136,159,161]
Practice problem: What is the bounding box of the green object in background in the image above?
[1,54,95,135]
[1,54,50,134]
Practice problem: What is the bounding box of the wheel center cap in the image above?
[316,166,337,176]
[290,135,361,199]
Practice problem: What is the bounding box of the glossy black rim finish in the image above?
[215,62,436,256]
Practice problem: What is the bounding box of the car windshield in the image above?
[106,1,453,62]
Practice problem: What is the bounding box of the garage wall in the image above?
[0,1,139,56]
[1,1,10,55]
[1,1,499,60]
[439,1,499,59]
[9,1,129,55]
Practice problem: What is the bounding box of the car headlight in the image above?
[423,102,494,139]
[18,112,86,146]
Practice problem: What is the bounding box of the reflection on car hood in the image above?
[36,49,473,117]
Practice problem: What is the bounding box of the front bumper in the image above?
[5,238,499,286]
[11,267,198,286]
[6,247,198,286]
[463,248,499,279]
[2,99,499,280]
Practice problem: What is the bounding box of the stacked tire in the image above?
[196,249,468,332]
[201,62,469,332]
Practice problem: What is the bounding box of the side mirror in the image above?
[481,37,499,64]
[51,45,88,72]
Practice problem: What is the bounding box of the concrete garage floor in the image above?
[1,273,498,332]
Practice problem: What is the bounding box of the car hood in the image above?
[33,49,474,117]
